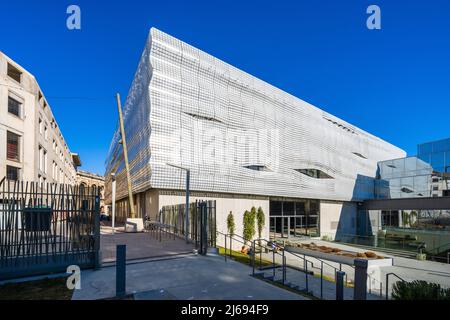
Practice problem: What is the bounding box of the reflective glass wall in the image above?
[269,199,320,238]
[418,138,450,174]
[376,156,433,198]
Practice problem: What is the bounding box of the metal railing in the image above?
[0,178,100,280]
[385,272,406,300]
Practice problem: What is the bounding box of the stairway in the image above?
[253,264,382,300]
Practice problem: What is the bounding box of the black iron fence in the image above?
[151,200,217,252]
[0,178,100,280]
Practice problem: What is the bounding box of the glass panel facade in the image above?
[269,199,320,238]
[418,138,450,174]
[376,156,432,198]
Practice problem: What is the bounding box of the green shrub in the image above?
[256,207,265,240]
[243,209,256,245]
[226,211,235,236]
[392,280,450,300]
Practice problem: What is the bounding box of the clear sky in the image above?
[1,0,449,175]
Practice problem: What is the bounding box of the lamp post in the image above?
[111,173,116,234]
[166,163,190,243]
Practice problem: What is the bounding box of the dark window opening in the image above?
[401,187,414,193]
[8,96,21,117]
[7,131,20,161]
[6,166,20,181]
[184,112,222,124]
[7,63,22,83]
[353,152,367,159]
[295,169,333,179]
[381,211,399,227]
[244,165,271,172]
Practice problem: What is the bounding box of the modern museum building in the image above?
[104,28,405,242]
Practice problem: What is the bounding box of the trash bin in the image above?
[24,207,53,232]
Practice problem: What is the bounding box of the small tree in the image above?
[243,210,256,245]
[256,207,265,241]
[226,211,235,236]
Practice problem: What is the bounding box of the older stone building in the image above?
[0,51,80,183]
[76,170,107,214]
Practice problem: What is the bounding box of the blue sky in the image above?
[1,0,449,175]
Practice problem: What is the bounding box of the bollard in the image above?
[336,271,345,300]
[353,259,368,300]
[116,244,126,298]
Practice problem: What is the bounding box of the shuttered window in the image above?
[7,131,20,161]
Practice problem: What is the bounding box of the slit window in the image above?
[243,165,271,172]
[353,152,367,159]
[295,169,334,179]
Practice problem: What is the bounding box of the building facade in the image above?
[104,28,405,241]
[76,170,107,213]
[0,52,79,184]
[369,140,450,233]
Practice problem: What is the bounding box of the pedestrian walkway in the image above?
[72,254,308,300]
[100,228,194,264]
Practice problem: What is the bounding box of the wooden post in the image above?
[116,93,135,219]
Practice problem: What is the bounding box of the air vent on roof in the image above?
[295,169,334,179]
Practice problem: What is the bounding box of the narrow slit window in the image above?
[295,169,334,179]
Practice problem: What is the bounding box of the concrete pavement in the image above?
[72,254,308,300]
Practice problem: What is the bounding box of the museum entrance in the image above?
[269,199,320,239]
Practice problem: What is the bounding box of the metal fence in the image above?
[0,178,100,280]
[156,200,216,251]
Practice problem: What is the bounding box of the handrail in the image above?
[385,272,406,300]
[427,241,450,256]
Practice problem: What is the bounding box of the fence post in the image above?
[354,259,368,300]
[304,255,309,293]
[252,240,255,276]
[282,249,285,285]
[320,261,323,299]
[116,245,126,298]
[224,234,227,262]
[94,194,101,270]
[272,248,275,279]
[336,271,345,300]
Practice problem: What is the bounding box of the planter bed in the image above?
[284,242,393,267]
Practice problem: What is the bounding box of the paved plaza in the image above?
[72,254,307,300]
[100,227,195,264]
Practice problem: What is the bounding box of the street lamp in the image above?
[166,163,190,243]
[111,173,116,234]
